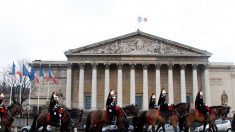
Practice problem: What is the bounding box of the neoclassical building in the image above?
[32,30,235,115]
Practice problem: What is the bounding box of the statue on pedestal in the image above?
[221,90,228,106]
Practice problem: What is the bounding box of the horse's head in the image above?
[222,106,231,119]
[122,104,139,117]
[173,102,190,113]
[7,102,23,118]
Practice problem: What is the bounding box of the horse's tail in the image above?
[29,114,39,132]
[85,112,92,132]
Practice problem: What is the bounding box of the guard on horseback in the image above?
[48,92,60,126]
[0,93,6,120]
[106,89,117,124]
[195,90,209,121]
[149,92,156,109]
[158,88,169,118]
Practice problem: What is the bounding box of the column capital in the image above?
[79,63,85,69]
[118,64,122,69]
[168,64,173,70]
[192,64,198,70]
[142,64,148,69]
[105,63,110,69]
[92,63,97,69]
[204,64,209,69]
[180,64,185,70]
[130,63,135,69]
[67,63,73,68]
[155,64,161,69]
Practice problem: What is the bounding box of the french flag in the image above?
[138,16,147,23]
[48,66,58,84]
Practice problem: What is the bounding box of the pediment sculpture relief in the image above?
[79,37,199,55]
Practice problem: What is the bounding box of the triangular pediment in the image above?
[65,31,212,57]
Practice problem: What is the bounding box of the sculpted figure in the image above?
[221,90,228,106]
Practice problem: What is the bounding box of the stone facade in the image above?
[30,31,235,117]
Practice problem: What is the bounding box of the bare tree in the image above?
[0,60,37,105]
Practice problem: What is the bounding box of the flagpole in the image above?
[47,81,50,101]
[9,85,13,105]
[37,84,40,114]
[19,76,22,104]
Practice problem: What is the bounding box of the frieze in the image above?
[79,37,199,55]
[210,78,223,86]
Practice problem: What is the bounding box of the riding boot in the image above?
[205,112,209,122]
[112,116,117,125]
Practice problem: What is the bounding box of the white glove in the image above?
[109,109,112,112]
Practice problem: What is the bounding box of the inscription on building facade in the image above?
[210,78,223,86]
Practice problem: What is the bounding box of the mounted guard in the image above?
[149,92,156,109]
[48,92,61,126]
[158,88,170,118]
[106,89,117,123]
[195,90,209,121]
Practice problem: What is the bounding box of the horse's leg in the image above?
[156,124,162,132]
[151,123,155,132]
[162,124,166,132]
[144,124,149,132]
[202,122,207,132]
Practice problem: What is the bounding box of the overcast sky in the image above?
[0,0,235,71]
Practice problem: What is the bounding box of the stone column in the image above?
[66,63,72,108]
[117,64,123,107]
[143,64,148,110]
[204,64,211,106]
[91,64,97,110]
[192,64,198,108]
[104,64,110,109]
[180,64,186,102]
[78,64,84,109]
[155,64,161,100]
[130,64,136,105]
[168,64,174,104]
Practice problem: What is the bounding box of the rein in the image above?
[120,107,128,118]
[7,109,20,119]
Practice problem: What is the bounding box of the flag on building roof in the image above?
[138,16,147,23]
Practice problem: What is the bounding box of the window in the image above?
[85,96,91,110]
[186,95,191,103]
[135,96,142,110]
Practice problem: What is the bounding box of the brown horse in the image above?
[134,103,189,132]
[184,107,217,132]
[85,104,139,132]
[0,102,23,132]
[206,105,231,131]
[210,105,230,119]
[30,107,83,132]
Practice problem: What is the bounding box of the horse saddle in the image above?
[196,109,205,117]
[157,106,172,117]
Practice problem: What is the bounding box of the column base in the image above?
[91,107,97,110]
[142,108,149,111]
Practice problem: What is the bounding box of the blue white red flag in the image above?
[48,66,58,84]
[138,16,147,23]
